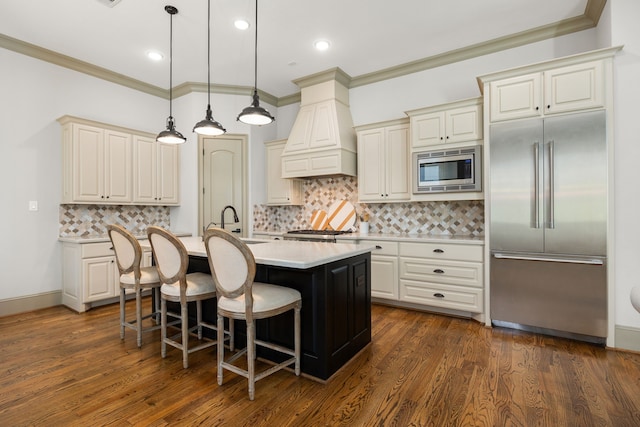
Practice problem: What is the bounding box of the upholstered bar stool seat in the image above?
[147,226,232,369]
[204,227,301,400]
[107,224,162,348]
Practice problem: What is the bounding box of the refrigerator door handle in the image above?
[533,142,540,229]
[547,140,555,229]
[492,253,604,265]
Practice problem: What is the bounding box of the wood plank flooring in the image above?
[1,300,639,426]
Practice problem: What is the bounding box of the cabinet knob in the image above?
[535,106,540,111]
[433,269,445,274]
[375,245,382,250]
[440,137,444,140]
[433,293,445,298]
[433,248,444,253]
[547,105,551,109]
[446,136,449,139]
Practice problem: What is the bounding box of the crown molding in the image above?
[0,33,167,98]
[0,1,606,105]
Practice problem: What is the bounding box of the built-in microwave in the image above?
[413,145,482,194]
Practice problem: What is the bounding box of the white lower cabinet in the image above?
[62,239,153,312]
[399,242,483,313]
[344,237,484,316]
[369,240,399,300]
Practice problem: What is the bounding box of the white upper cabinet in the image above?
[265,139,302,206]
[407,98,482,149]
[357,119,410,202]
[133,135,179,205]
[59,116,179,206]
[61,120,132,204]
[488,60,605,122]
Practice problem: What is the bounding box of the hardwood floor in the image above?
[1,300,639,426]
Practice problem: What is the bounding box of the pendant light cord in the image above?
[253,0,258,91]
[207,0,211,107]
[169,9,174,118]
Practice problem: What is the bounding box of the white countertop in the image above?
[144,236,375,270]
[254,230,484,245]
[58,231,192,244]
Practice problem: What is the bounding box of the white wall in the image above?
[609,0,640,328]
[0,48,165,301]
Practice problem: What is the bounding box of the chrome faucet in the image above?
[221,205,240,230]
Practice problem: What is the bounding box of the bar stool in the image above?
[147,226,230,369]
[204,228,301,400]
[107,224,162,348]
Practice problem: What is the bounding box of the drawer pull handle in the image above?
[433,269,445,274]
[434,293,445,298]
[433,249,444,253]
[375,245,382,249]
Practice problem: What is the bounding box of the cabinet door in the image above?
[490,73,542,122]
[266,141,302,205]
[73,124,104,202]
[446,105,482,143]
[133,136,157,204]
[83,256,116,302]
[104,130,132,202]
[544,61,603,114]
[411,111,444,148]
[371,255,398,300]
[384,124,411,201]
[357,128,386,201]
[157,142,179,205]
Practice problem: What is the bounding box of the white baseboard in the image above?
[0,291,62,317]
[615,325,640,352]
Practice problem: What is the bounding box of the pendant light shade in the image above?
[193,0,226,136]
[157,5,186,144]
[237,0,274,126]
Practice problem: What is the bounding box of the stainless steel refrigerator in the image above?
[489,110,607,343]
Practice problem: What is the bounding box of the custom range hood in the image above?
[281,68,356,178]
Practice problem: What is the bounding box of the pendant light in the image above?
[237,0,274,125]
[193,0,226,136]
[157,5,186,144]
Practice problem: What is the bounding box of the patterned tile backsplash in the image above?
[253,176,484,236]
[59,205,170,237]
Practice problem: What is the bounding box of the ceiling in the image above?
[1,0,599,100]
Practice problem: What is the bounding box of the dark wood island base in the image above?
[186,251,371,381]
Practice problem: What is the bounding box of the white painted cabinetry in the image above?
[265,139,302,205]
[61,239,153,312]
[133,135,180,205]
[61,120,132,203]
[406,98,482,149]
[399,242,484,313]
[58,115,179,206]
[356,119,410,202]
[368,240,399,300]
[489,60,604,122]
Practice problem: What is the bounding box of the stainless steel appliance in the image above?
[413,145,482,194]
[489,110,607,343]
[283,229,352,243]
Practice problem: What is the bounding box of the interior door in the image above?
[200,135,247,237]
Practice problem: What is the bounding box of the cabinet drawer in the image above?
[363,240,399,256]
[400,258,483,288]
[81,242,115,258]
[400,279,483,313]
[399,242,482,262]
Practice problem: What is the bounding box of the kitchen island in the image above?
[167,237,373,381]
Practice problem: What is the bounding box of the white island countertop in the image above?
[145,236,375,270]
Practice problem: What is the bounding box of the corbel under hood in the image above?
[281,68,356,178]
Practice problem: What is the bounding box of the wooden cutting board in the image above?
[310,209,329,230]
[327,200,356,231]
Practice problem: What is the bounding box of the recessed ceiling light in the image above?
[314,40,330,51]
[146,50,164,61]
[234,19,249,30]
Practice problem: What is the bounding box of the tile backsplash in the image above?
[59,205,170,237]
[253,176,484,236]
